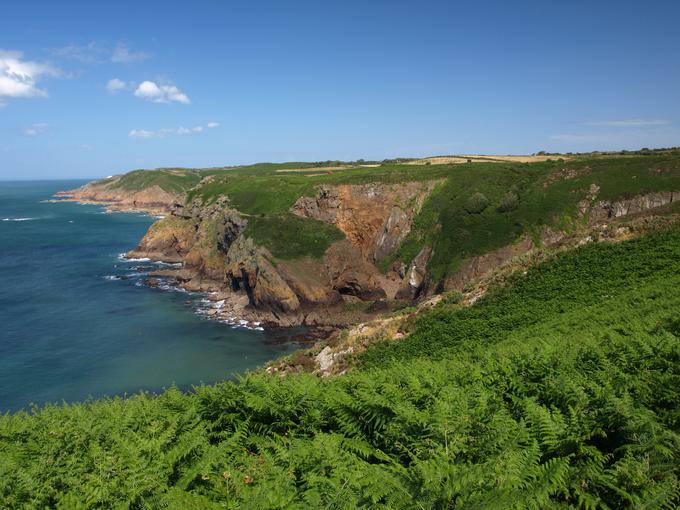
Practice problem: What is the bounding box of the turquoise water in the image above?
[0,181,303,412]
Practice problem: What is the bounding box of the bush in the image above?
[441,291,463,305]
[497,191,519,212]
[464,192,489,214]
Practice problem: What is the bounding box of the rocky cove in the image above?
[125,181,443,329]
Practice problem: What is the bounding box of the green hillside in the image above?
[1,222,678,508]
[247,155,678,271]
[107,168,205,194]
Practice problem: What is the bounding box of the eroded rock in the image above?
[396,246,432,299]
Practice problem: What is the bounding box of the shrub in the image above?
[497,191,519,212]
[464,192,489,214]
[441,291,463,305]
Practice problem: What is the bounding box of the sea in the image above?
[0,180,303,412]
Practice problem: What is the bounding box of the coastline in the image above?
[52,189,338,338]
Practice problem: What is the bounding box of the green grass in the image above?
[247,214,345,260]
[1,223,678,508]
[108,168,204,194]
[184,163,454,212]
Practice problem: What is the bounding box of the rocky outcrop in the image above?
[396,246,432,299]
[127,199,389,326]
[292,181,440,262]
[324,240,387,300]
[224,236,300,313]
[128,216,196,262]
[583,191,677,223]
[55,180,178,215]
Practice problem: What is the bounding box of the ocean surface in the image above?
[0,181,304,412]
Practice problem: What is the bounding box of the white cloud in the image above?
[133,80,190,104]
[111,43,150,64]
[106,78,130,94]
[584,119,671,127]
[207,121,219,128]
[128,122,218,139]
[23,123,49,136]
[128,129,155,138]
[0,50,62,103]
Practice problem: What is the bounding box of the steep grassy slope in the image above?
[1,224,678,508]
[380,155,680,282]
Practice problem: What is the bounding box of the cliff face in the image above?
[128,182,440,327]
[581,190,677,223]
[291,181,439,262]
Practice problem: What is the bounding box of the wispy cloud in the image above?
[50,42,104,64]
[23,123,49,136]
[50,41,151,65]
[105,78,131,94]
[0,50,62,105]
[133,80,190,104]
[128,129,156,138]
[584,119,671,127]
[129,122,219,139]
[111,43,150,64]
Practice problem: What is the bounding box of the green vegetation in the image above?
[248,214,345,260]
[464,192,490,214]
[1,223,678,508]
[498,191,520,212]
[109,168,205,194]
[381,154,680,283]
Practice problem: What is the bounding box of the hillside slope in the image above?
[1,221,678,508]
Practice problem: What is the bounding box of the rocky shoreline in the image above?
[52,178,177,216]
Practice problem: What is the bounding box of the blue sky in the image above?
[1,0,679,179]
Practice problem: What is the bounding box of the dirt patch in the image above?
[407,154,569,165]
[276,164,380,174]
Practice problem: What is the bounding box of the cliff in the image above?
[62,154,680,328]
[128,180,441,327]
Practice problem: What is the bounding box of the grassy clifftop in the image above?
[1,219,678,508]
[95,152,680,278]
